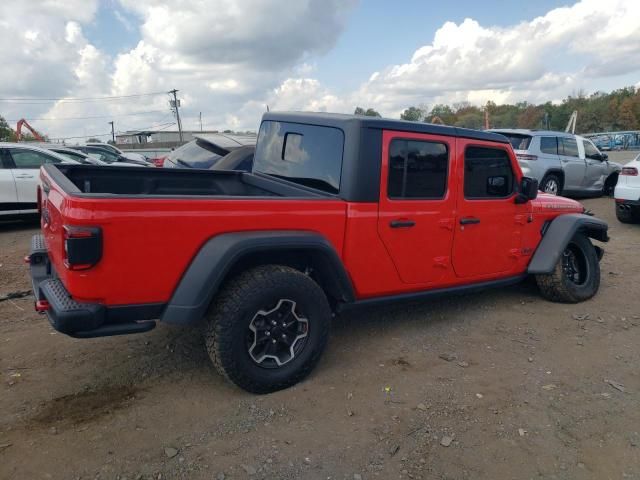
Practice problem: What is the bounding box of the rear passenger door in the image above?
[452,139,528,278]
[559,136,586,191]
[377,131,457,285]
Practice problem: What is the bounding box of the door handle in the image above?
[390,219,416,228]
[460,217,480,225]
[15,174,34,179]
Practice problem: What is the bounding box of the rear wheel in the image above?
[204,265,331,394]
[603,173,618,197]
[616,204,640,224]
[535,233,600,303]
[541,174,562,196]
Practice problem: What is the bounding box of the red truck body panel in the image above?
[38,126,584,308]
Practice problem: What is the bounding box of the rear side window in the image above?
[464,147,514,198]
[560,137,579,157]
[254,121,344,194]
[388,139,448,199]
[539,136,558,155]
[497,133,532,150]
[9,148,60,168]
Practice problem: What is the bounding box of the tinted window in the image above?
[9,149,60,168]
[464,147,514,198]
[254,121,344,194]
[583,140,601,159]
[165,139,222,169]
[85,147,119,163]
[495,133,532,150]
[539,136,558,155]
[560,137,579,157]
[388,139,448,199]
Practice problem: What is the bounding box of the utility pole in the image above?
[199,112,203,132]
[108,121,115,143]
[169,89,184,142]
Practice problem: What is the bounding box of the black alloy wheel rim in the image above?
[246,299,309,369]
[562,244,588,286]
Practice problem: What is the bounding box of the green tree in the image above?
[354,107,381,117]
[400,106,426,122]
[0,115,15,141]
[428,104,456,124]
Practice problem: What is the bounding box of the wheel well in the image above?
[223,249,353,309]
[605,172,618,186]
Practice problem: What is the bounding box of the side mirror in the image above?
[601,153,608,161]
[515,176,538,204]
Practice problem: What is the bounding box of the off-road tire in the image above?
[535,233,600,303]
[540,173,562,196]
[204,265,331,394]
[615,204,639,224]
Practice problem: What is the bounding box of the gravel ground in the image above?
[1,152,639,479]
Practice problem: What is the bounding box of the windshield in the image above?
[253,120,344,194]
[165,139,223,169]
[494,132,532,151]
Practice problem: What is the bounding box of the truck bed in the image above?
[50,164,323,198]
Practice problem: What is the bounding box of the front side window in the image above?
[560,137,579,157]
[539,136,558,155]
[388,139,448,199]
[9,149,60,169]
[253,121,344,194]
[464,146,514,198]
[583,140,601,159]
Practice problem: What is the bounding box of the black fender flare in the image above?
[161,231,355,325]
[527,213,609,274]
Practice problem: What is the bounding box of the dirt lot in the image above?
[1,161,639,479]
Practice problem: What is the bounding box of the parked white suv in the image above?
[0,143,79,217]
[614,153,640,223]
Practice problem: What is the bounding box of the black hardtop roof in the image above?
[262,111,509,144]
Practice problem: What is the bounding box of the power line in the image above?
[7,109,168,122]
[47,121,177,141]
[0,91,167,104]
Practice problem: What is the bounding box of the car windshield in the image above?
[86,148,119,163]
[494,132,532,151]
[165,139,223,169]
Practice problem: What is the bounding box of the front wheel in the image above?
[535,233,600,303]
[204,265,331,394]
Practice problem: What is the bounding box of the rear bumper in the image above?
[29,234,162,338]
[614,184,640,202]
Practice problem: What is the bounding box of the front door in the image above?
[452,139,527,278]
[559,136,586,191]
[377,130,457,285]
[581,138,607,191]
[7,148,60,207]
[0,149,19,210]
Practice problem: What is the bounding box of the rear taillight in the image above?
[63,225,102,270]
[516,153,538,161]
[152,156,166,167]
[621,167,638,176]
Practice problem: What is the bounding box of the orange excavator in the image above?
[16,118,44,141]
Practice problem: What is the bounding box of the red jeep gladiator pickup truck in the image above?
[28,112,609,393]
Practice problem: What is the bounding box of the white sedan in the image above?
[614,153,640,223]
[0,143,79,217]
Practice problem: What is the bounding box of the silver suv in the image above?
[490,129,621,196]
